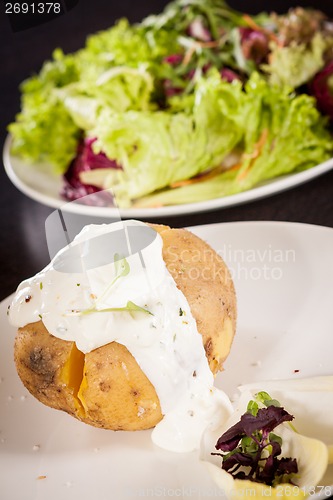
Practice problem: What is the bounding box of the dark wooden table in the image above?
[1,0,333,301]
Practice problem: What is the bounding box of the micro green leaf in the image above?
[247,400,259,416]
[213,401,297,486]
[113,253,130,284]
[96,254,130,305]
[269,432,283,446]
[241,435,259,454]
[255,391,281,408]
[80,301,153,317]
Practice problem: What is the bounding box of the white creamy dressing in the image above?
[8,220,232,452]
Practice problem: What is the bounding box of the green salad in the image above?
[8,0,333,208]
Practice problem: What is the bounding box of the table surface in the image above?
[1,0,333,301]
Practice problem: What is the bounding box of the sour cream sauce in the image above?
[8,220,232,452]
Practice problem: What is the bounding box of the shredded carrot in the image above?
[199,40,220,49]
[244,128,269,160]
[135,131,268,205]
[237,128,268,181]
[182,45,197,67]
[229,163,242,172]
[170,164,229,188]
[182,39,221,67]
[237,169,248,181]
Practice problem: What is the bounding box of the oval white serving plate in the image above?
[3,135,333,217]
[1,221,332,500]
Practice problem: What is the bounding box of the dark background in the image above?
[1,0,333,300]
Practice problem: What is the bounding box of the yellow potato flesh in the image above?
[59,342,85,417]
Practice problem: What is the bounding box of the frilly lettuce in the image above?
[8,19,178,173]
[8,2,333,198]
[136,74,332,207]
[262,32,327,89]
[80,18,179,72]
[8,49,80,173]
[9,99,80,174]
[55,66,154,130]
[83,72,246,205]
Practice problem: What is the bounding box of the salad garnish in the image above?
[212,392,299,487]
[79,301,153,317]
[95,254,130,307]
[8,0,333,207]
[66,301,153,317]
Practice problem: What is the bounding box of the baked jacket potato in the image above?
[14,224,237,430]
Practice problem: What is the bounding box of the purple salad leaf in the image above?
[61,137,121,204]
[310,60,333,120]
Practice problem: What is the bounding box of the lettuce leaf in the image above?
[135,74,333,207]
[9,99,80,174]
[8,0,333,194]
[55,66,154,132]
[8,19,178,173]
[8,50,81,173]
[85,72,246,205]
[80,18,179,72]
[262,32,327,89]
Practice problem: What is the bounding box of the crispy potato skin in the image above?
[14,322,79,416]
[152,224,236,374]
[80,343,163,430]
[14,224,236,430]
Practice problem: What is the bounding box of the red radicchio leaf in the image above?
[216,406,294,451]
[239,27,270,65]
[214,404,297,486]
[222,453,255,472]
[221,68,242,83]
[61,137,121,204]
[164,54,184,66]
[187,18,212,42]
[277,457,298,475]
[310,60,333,120]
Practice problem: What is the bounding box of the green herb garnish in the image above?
[97,254,130,306]
[80,301,153,317]
[213,392,298,487]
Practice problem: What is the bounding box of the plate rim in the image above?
[1,219,333,499]
[4,134,333,218]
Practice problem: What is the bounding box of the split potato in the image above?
[14,224,236,430]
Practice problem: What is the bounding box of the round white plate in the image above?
[1,221,333,500]
[4,135,333,218]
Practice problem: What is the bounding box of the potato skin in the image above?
[14,322,162,430]
[14,224,236,430]
[14,322,79,416]
[79,342,163,430]
[152,224,236,374]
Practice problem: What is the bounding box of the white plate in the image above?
[1,221,333,500]
[4,135,333,218]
